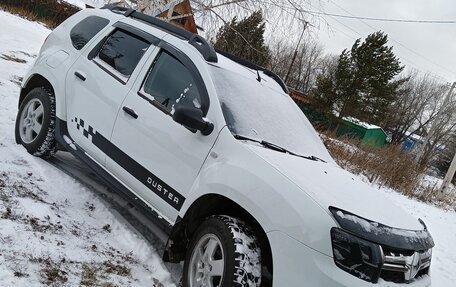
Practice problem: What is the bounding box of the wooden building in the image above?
[289,89,313,105]
[139,0,198,33]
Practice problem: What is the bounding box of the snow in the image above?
[210,64,333,163]
[381,190,456,287]
[62,0,138,9]
[62,0,103,9]
[0,8,455,287]
[405,131,425,144]
[343,116,385,131]
[336,210,378,232]
[62,0,86,8]
[0,10,175,286]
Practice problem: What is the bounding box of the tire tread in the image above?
[217,215,262,287]
[16,87,57,159]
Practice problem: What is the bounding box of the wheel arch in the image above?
[19,74,55,109]
[164,193,273,282]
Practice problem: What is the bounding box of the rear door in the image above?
[107,42,219,222]
[66,23,155,165]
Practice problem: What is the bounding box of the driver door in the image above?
[107,45,218,222]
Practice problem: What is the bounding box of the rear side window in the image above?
[142,51,202,114]
[97,30,150,80]
[70,16,109,50]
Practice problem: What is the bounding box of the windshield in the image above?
[210,65,333,161]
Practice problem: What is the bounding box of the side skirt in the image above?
[55,118,174,236]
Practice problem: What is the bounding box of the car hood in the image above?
[247,145,424,231]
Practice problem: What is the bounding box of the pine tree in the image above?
[313,31,404,125]
[214,11,270,67]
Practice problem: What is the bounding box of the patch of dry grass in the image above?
[0,54,27,63]
[0,0,80,29]
[321,132,456,210]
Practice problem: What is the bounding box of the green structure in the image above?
[336,117,387,148]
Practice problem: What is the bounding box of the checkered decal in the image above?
[68,116,185,210]
[73,117,95,141]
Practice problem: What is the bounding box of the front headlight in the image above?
[331,227,383,283]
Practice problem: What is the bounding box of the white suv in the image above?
[15,7,434,287]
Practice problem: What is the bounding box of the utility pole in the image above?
[284,21,308,85]
[415,82,456,164]
[441,150,456,193]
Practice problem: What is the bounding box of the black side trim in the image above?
[70,117,185,211]
[55,118,174,234]
[90,127,185,211]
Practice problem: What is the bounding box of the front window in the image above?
[210,66,331,160]
[142,51,202,114]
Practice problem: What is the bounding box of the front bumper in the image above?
[267,231,432,287]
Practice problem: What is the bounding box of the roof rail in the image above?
[102,6,218,63]
[215,49,289,94]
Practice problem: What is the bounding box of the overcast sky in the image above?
[308,0,456,83]
[67,0,456,82]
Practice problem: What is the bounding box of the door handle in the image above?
[74,71,86,81]
[122,106,138,119]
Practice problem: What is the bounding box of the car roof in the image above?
[95,7,287,94]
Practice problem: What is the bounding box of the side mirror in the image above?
[173,106,214,136]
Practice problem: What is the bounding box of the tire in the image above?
[15,87,57,159]
[183,215,262,287]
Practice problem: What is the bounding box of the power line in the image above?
[311,10,446,82]
[305,11,442,79]
[307,4,363,38]
[304,9,456,24]
[323,0,456,80]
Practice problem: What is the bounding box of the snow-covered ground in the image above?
[379,190,456,286]
[0,8,455,287]
[0,10,176,287]
[62,0,100,9]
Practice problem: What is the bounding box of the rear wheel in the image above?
[15,87,56,158]
[183,215,262,287]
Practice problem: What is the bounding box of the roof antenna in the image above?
[256,70,262,82]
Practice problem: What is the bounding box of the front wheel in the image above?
[15,87,57,159]
[183,215,262,287]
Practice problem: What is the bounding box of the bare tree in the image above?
[385,71,448,143]
[269,37,324,93]
[190,0,321,40]
[384,70,456,167]
[419,100,456,167]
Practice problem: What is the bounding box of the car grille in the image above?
[380,247,432,283]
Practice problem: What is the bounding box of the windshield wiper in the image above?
[233,134,285,152]
[233,134,326,163]
[233,134,261,143]
[297,155,327,163]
